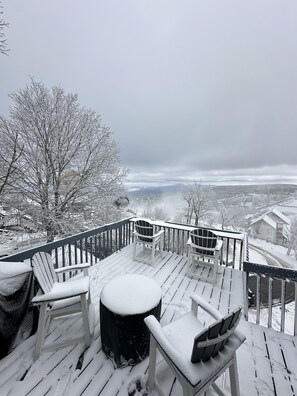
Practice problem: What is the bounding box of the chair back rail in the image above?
[32,252,57,293]
[190,228,217,256]
[134,219,154,242]
[191,307,242,363]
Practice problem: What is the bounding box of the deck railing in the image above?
[1,217,296,335]
[243,261,297,336]
[150,221,245,270]
[0,218,132,268]
[0,218,245,270]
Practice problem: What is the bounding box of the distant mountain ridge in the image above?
[127,183,297,197]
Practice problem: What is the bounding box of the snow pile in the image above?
[0,261,31,296]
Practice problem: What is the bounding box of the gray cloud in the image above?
[1,0,297,184]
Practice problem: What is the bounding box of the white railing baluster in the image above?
[268,277,273,328]
[256,274,260,324]
[280,279,286,332]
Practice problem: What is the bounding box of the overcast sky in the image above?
[1,0,297,185]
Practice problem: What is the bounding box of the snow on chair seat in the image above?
[145,294,245,396]
[31,251,94,359]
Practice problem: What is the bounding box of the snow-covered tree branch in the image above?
[2,78,128,241]
[0,120,22,198]
[182,181,212,226]
[0,2,9,56]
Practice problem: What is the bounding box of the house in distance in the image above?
[249,207,291,245]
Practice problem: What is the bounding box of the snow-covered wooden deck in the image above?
[1,245,297,395]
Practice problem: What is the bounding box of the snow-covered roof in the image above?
[249,215,266,227]
[270,207,291,224]
[262,215,277,229]
[250,207,291,228]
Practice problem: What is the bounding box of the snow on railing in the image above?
[148,220,245,270]
[1,218,246,273]
[243,261,297,336]
[0,218,133,269]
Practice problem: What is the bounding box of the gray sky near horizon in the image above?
[1,0,297,185]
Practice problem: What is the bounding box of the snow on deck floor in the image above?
[0,245,296,395]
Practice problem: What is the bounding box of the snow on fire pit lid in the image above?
[100,274,162,315]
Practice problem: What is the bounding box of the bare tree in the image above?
[217,204,244,230]
[0,120,22,198]
[287,216,297,259]
[141,207,170,221]
[182,181,212,226]
[0,2,9,56]
[3,78,127,242]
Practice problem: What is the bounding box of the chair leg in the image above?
[151,242,156,264]
[34,303,47,360]
[147,336,157,391]
[229,355,240,396]
[133,240,137,260]
[213,260,218,284]
[212,382,226,396]
[181,381,193,396]
[88,286,92,305]
[160,238,164,257]
[81,294,91,347]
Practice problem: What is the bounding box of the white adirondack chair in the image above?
[145,295,245,396]
[31,252,93,359]
[132,219,164,265]
[188,228,223,284]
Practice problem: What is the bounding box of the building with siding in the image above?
[249,207,291,245]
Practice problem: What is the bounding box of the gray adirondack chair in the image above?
[145,295,245,396]
[132,219,164,265]
[188,228,223,284]
[31,252,93,359]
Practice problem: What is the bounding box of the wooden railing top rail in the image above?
[243,260,297,335]
[131,218,245,241]
[243,261,297,282]
[0,218,133,263]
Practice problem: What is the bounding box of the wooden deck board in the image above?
[1,245,297,396]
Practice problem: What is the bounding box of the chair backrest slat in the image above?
[135,220,154,242]
[191,307,242,363]
[32,252,57,293]
[190,228,217,256]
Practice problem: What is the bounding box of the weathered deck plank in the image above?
[1,245,297,396]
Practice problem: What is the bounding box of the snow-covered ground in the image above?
[0,232,47,258]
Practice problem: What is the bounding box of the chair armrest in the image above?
[190,294,224,320]
[153,229,164,238]
[144,315,188,367]
[215,240,223,251]
[133,230,164,239]
[55,263,90,274]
